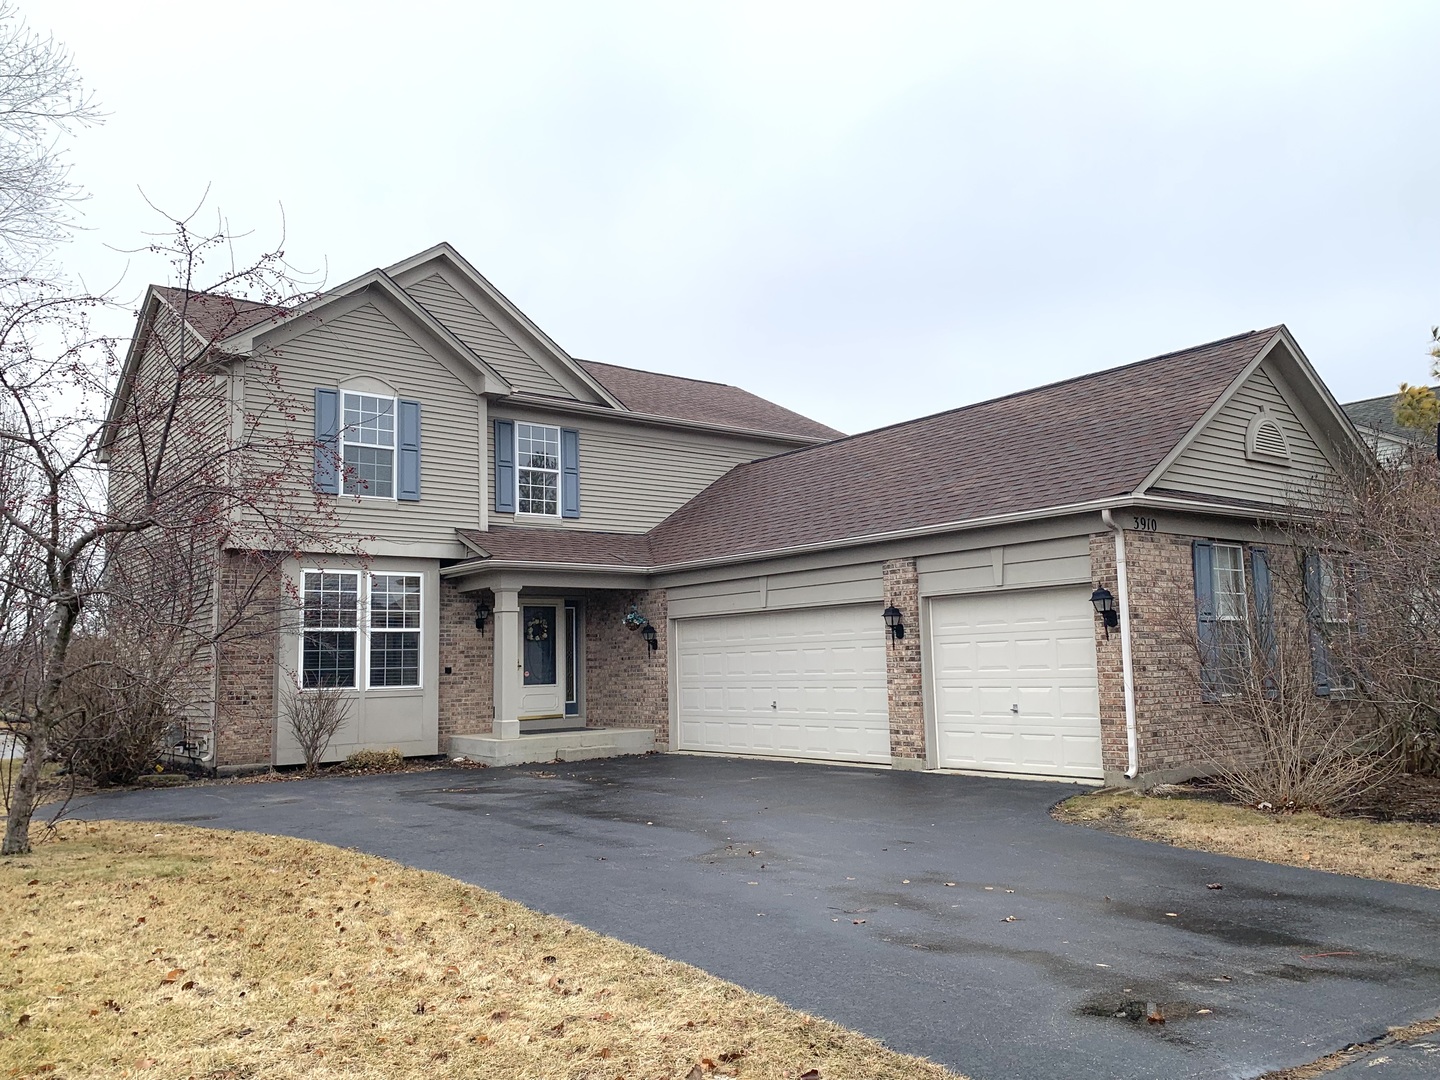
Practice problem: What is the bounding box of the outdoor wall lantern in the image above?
[641,623,659,652]
[474,601,492,634]
[1090,587,1118,637]
[882,604,905,641]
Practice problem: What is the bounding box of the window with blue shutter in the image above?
[396,399,421,502]
[1304,552,1356,696]
[314,388,340,494]
[493,419,516,514]
[1251,548,1277,698]
[561,428,580,519]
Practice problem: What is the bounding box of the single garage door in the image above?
[930,586,1102,779]
[675,605,889,764]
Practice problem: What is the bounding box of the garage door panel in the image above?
[932,587,1102,780]
[677,605,889,764]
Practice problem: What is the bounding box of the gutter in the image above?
[1101,509,1140,780]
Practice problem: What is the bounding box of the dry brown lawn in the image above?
[1056,789,1440,889]
[0,820,960,1080]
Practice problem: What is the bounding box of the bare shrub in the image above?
[343,748,404,772]
[282,689,351,775]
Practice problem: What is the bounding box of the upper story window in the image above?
[493,419,580,519]
[313,388,422,502]
[342,392,396,499]
[516,422,560,515]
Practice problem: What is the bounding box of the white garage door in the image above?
[675,605,889,764]
[930,587,1102,779]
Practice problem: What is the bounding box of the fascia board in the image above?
[441,491,1301,582]
[384,243,625,410]
[100,289,169,454]
[496,392,831,447]
[222,271,514,396]
[1134,330,1285,494]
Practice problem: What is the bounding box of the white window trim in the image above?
[298,569,425,692]
[341,390,398,502]
[300,568,361,690]
[366,572,424,691]
[514,421,562,518]
[1317,554,1358,693]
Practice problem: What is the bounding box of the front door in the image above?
[520,602,567,720]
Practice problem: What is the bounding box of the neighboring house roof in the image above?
[643,328,1281,565]
[457,526,653,568]
[1341,386,1437,442]
[151,286,288,341]
[576,359,845,441]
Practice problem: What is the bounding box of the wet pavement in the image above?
[78,755,1440,1080]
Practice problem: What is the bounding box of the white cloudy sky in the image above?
[39,0,1440,434]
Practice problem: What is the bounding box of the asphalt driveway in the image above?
[76,755,1440,1080]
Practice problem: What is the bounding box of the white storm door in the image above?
[519,602,567,720]
[675,605,889,764]
[930,587,1102,779]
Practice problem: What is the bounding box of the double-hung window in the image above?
[493,419,581,519]
[1194,540,1250,700]
[300,570,423,690]
[369,573,421,688]
[516,422,560,515]
[302,570,359,688]
[1305,552,1356,694]
[341,392,396,499]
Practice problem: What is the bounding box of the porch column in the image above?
[493,587,521,739]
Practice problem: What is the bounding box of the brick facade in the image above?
[584,589,670,748]
[882,558,925,764]
[213,552,282,770]
[438,582,494,746]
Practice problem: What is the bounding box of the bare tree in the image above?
[0,2,102,271]
[0,208,350,855]
[1297,444,1440,775]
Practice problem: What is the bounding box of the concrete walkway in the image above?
[78,755,1440,1080]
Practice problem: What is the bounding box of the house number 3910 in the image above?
[1132,516,1158,532]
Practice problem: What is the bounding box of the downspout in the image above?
[1101,509,1140,780]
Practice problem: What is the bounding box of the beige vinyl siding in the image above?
[404,273,574,398]
[918,536,1091,596]
[1156,362,1334,504]
[668,562,884,619]
[247,300,481,552]
[489,406,791,533]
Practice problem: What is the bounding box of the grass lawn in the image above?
[0,821,959,1080]
[1055,789,1440,889]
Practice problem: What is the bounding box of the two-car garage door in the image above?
[674,586,1102,779]
[674,605,889,764]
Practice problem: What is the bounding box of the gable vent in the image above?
[1245,407,1291,465]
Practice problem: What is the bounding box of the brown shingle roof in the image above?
[152,286,288,342]
[576,359,843,440]
[457,526,653,568]
[644,328,1281,565]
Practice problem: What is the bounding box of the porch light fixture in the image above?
[1090,586,1118,637]
[474,601,492,634]
[641,623,658,652]
[882,604,905,641]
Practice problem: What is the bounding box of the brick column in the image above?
[213,552,281,771]
[882,558,925,768]
[437,582,494,747]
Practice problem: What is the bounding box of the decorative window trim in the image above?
[299,570,424,691]
[1244,407,1292,465]
[341,390,398,500]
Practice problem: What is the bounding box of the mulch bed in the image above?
[1147,773,1440,824]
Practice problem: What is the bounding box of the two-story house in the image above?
[107,243,1372,786]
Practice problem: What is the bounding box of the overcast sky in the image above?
[38,1,1440,435]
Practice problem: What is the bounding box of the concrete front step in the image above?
[447,727,655,767]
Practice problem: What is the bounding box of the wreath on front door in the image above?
[525,615,550,642]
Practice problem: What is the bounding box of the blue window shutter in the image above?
[1251,548,1278,698]
[314,388,339,494]
[397,399,421,502]
[1193,540,1220,704]
[493,419,515,514]
[1304,552,1332,696]
[561,428,580,519]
